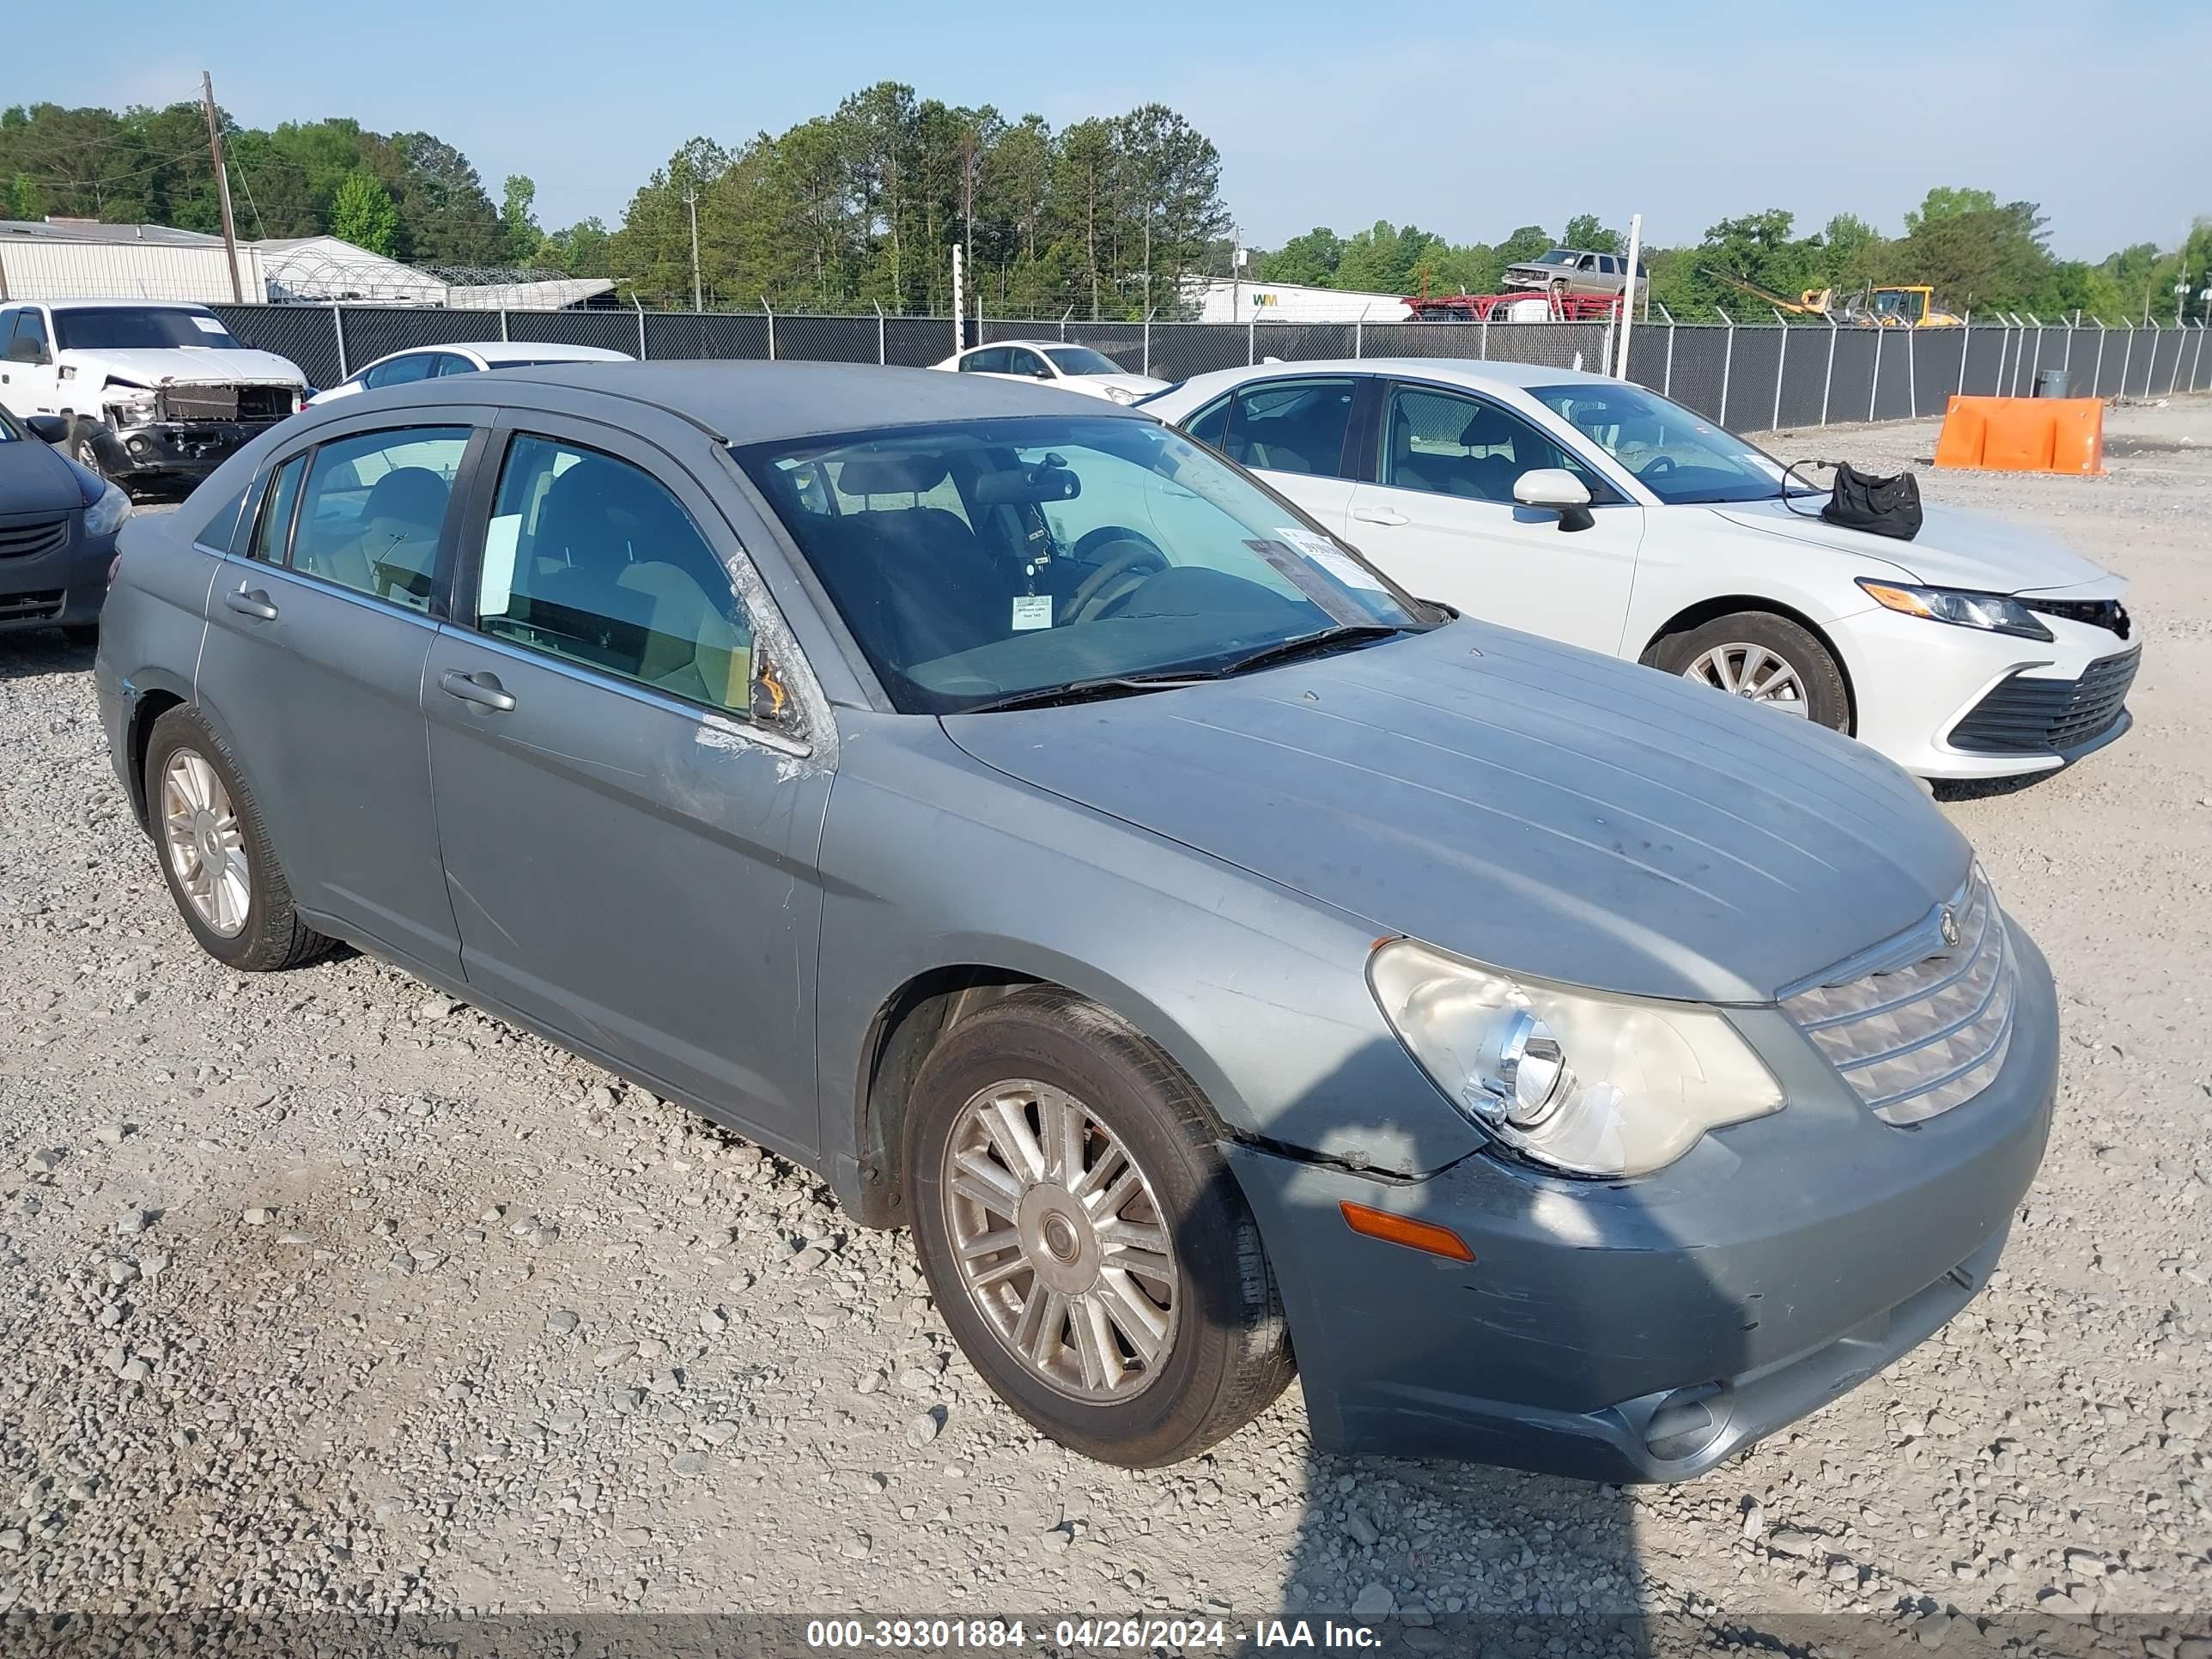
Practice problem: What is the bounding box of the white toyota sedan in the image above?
[1141,360,2136,781]
[307,340,632,406]
[933,339,1170,405]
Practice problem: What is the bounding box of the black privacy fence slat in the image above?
[504,311,643,356]
[196,306,2212,430]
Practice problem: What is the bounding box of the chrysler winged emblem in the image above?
[1939,906,1961,949]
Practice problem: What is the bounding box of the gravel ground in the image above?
[1,398,2207,1651]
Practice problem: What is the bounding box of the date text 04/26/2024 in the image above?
[803,1619,1385,1650]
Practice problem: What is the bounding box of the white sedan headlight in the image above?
[82,480,132,538]
[1101,386,1139,404]
[1369,938,1784,1176]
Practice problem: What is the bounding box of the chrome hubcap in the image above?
[1685,643,1810,715]
[160,749,250,937]
[941,1080,1178,1402]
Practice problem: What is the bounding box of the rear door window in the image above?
[289,428,471,606]
[1222,378,1357,478]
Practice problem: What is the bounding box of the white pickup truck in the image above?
[0,299,308,495]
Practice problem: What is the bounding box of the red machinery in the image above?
[1401,290,1625,323]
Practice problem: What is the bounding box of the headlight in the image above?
[82,481,131,538]
[1368,939,1784,1176]
[1102,386,1139,404]
[1857,579,2052,641]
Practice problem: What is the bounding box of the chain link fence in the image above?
[208,303,2212,430]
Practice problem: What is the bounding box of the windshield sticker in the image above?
[1243,538,1361,611]
[1275,528,1386,592]
[191,315,228,334]
[1011,594,1053,631]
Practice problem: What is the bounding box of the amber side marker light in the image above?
[1339,1200,1475,1262]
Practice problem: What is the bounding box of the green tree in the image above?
[1904,185,2000,235]
[500,173,543,266]
[330,169,399,255]
[1495,225,1553,264]
[1563,213,1620,252]
[1259,227,1343,286]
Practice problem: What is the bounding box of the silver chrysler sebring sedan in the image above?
[94,363,2056,1479]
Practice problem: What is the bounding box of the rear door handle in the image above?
[224,586,279,621]
[440,670,517,713]
[1352,506,1410,526]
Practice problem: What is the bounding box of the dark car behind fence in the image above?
[210,303,2212,432]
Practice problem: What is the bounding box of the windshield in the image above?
[737,416,1431,714]
[1528,249,1577,267]
[0,405,19,441]
[1527,383,1805,505]
[53,307,242,351]
[1044,346,1124,377]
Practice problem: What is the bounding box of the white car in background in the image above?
[308,340,631,406]
[1140,359,2136,781]
[933,340,1169,404]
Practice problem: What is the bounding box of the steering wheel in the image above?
[1638,455,1677,481]
[1068,540,1170,621]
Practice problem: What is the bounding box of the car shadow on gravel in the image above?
[0,629,95,682]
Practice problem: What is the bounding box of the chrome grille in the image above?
[1780,868,2016,1126]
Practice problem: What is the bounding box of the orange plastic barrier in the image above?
[1933,395,2104,475]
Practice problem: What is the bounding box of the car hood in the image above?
[0,434,83,514]
[943,622,1970,1005]
[73,348,307,389]
[1712,498,2110,594]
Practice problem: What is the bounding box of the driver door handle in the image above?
[224,586,279,621]
[1352,506,1410,526]
[440,670,517,713]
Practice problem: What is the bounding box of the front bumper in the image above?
[1226,931,2058,1483]
[1837,603,2138,779]
[97,418,278,482]
[0,508,114,631]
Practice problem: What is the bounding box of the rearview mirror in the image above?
[971,465,1081,505]
[24,414,70,445]
[1514,468,1595,533]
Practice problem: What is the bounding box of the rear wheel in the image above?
[143,708,332,972]
[904,988,1292,1467]
[1655,611,1850,732]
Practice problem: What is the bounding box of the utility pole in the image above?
[1231,228,1243,324]
[684,186,702,313]
[200,71,244,303]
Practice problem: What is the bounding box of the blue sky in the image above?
[6,0,2204,260]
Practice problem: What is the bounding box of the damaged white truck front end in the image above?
[0,301,309,494]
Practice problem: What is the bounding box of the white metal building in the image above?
[0,219,266,305]
[1185,276,1413,325]
[0,220,612,310]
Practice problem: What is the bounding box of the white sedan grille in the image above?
[1780,868,2016,1126]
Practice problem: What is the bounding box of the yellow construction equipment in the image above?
[1703,270,1964,327]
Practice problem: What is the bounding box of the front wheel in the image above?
[904,988,1292,1467]
[1655,611,1850,732]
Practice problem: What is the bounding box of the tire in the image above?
[143,707,332,973]
[904,987,1293,1467]
[70,421,119,486]
[1654,611,1850,732]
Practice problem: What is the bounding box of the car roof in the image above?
[967,339,1071,352]
[366,359,1146,444]
[376,341,629,364]
[1166,357,1620,399]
